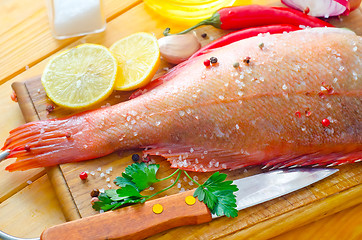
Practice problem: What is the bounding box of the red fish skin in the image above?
[2,28,361,172]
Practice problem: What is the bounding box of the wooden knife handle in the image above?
[40,190,212,240]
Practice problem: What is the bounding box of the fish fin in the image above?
[143,145,250,172]
[3,115,114,171]
[264,151,362,169]
[144,145,362,172]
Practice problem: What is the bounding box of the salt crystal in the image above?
[90,171,95,176]
[219,95,224,100]
[352,71,358,80]
[180,188,185,192]
[100,172,105,178]
[99,188,105,193]
[155,121,161,126]
[190,148,194,153]
[193,176,199,181]
[26,180,33,185]
[179,111,185,116]
[97,167,102,172]
[149,187,154,191]
[99,210,104,213]
[282,84,287,90]
[235,124,240,129]
[107,184,112,188]
[106,177,110,182]
[188,181,194,186]
[177,183,181,188]
[353,46,357,52]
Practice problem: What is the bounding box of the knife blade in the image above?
[36,168,337,240]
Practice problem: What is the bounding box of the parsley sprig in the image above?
[93,162,238,217]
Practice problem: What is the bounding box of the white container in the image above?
[46,0,106,39]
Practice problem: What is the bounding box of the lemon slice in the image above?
[110,32,160,91]
[41,44,118,109]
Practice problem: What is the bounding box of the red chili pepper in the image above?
[190,24,301,59]
[164,5,333,35]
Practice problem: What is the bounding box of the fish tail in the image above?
[1,114,113,171]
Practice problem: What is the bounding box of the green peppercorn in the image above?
[233,62,240,68]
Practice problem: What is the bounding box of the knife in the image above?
[0,168,338,240]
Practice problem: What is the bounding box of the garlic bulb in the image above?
[158,33,201,65]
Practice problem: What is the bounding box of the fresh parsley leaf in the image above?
[114,162,160,191]
[95,163,238,217]
[116,185,144,199]
[193,172,238,218]
[92,192,116,211]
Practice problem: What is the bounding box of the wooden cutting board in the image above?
[11,16,362,239]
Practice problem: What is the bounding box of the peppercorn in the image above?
[65,132,71,138]
[243,57,251,65]
[203,59,211,67]
[90,189,100,197]
[143,155,151,163]
[46,104,55,113]
[322,118,330,127]
[201,33,207,38]
[24,145,31,151]
[79,171,88,180]
[233,62,240,68]
[258,43,264,49]
[91,197,99,206]
[210,57,218,64]
[132,153,140,162]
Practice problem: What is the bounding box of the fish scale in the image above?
[1,27,361,172]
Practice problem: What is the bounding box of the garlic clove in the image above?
[158,33,201,65]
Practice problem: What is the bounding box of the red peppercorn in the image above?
[203,59,210,67]
[65,132,71,138]
[143,155,151,163]
[295,111,301,118]
[79,171,88,180]
[322,118,330,127]
[24,145,31,151]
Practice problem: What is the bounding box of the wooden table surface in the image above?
[0,0,361,239]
